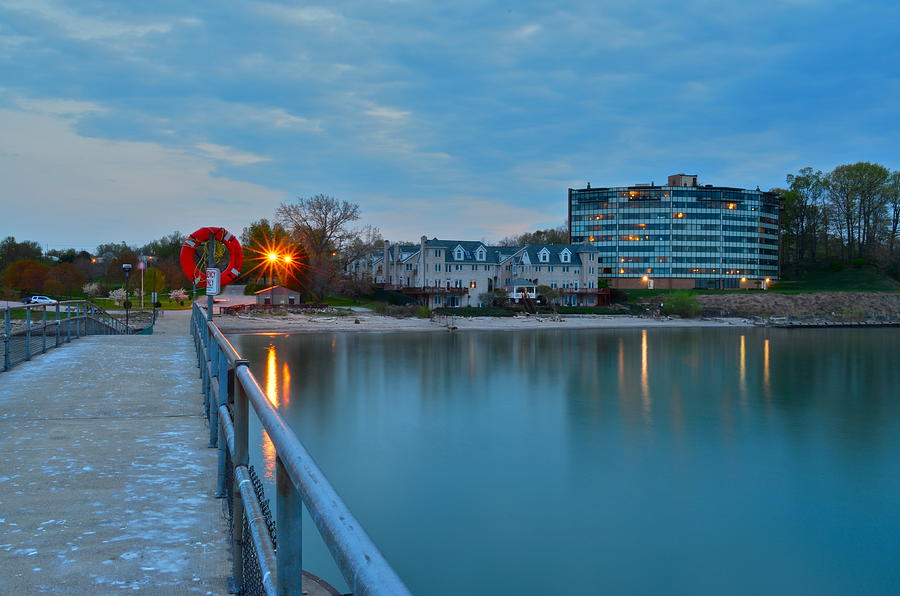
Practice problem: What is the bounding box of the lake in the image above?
[231,327,900,595]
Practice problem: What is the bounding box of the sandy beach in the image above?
[212,310,752,334]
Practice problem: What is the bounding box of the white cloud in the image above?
[510,24,542,40]
[0,108,285,248]
[193,143,270,166]
[364,105,411,121]
[2,0,193,42]
[255,3,345,27]
[14,97,104,116]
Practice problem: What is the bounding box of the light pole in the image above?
[122,263,133,332]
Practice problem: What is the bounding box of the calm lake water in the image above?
[231,327,900,595]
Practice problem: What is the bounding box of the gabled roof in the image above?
[424,239,520,264]
[506,277,536,287]
[519,244,587,266]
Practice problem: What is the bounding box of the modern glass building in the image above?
[568,174,781,289]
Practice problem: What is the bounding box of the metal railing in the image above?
[2,300,134,373]
[191,302,411,596]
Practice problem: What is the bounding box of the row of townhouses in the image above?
[349,237,611,308]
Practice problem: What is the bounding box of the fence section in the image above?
[2,301,135,373]
[191,302,411,596]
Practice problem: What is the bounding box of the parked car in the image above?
[22,295,57,305]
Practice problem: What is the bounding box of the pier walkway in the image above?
[0,310,229,594]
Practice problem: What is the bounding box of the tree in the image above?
[95,241,135,260]
[140,231,185,261]
[498,222,569,246]
[46,262,86,294]
[144,267,167,294]
[826,162,891,260]
[536,285,561,311]
[275,194,361,300]
[886,171,900,259]
[343,225,383,278]
[0,236,42,271]
[240,219,291,280]
[2,260,49,293]
[784,167,827,266]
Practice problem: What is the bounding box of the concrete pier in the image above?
[0,310,229,594]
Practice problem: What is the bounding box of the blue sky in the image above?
[1,0,898,251]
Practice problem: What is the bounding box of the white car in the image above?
[23,295,57,305]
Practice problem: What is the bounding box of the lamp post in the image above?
[122,263,133,332]
[267,252,279,306]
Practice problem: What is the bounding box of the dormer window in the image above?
[454,247,464,261]
[560,249,571,263]
[538,248,550,263]
[476,247,486,261]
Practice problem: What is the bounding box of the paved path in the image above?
[0,310,229,594]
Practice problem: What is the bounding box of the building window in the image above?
[561,250,571,263]
[562,266,570,272]
[476,248,486,261]
[454,248,464,260]
[445,264,451,272]
[435,264,441,272]
[470,280,477,288]
[472,265,478,271]
[538,249,550,263]
[455,264,463,271]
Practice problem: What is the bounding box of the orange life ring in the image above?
[179,227,243,288]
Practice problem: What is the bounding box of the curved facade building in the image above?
[568,174,781,289]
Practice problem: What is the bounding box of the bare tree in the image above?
[275,194,361,300]
[276,194,360,257]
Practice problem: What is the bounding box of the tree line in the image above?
[779,161,900,276]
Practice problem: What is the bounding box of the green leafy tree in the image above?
[0,236,42,271]
[536,285,561,311]
[826,162,891,260]
[144,267,167,294]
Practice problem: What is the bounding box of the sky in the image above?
[1,0,899,252]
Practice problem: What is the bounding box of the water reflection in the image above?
[261,344,294,480]
[234,327,900,596]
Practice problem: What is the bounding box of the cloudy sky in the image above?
[2,0,898,251]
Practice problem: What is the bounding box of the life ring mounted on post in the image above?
[179,227,243,288]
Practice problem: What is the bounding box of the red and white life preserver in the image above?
[179,227,244,288]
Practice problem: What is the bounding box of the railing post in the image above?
[231,359,250,592]
[3,307,10,372]
[276,455,303,596]
[55,303,60,347]
[66,305,72,343]
[41,305,47,353]
[25,308,31,361]
[215,349,229,497]
[208,340,219,447]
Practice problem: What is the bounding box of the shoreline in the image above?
[213,311,753,335]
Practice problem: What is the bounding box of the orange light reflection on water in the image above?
[262,344,279,480]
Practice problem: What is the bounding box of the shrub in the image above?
[829,260,845,272]
[852,258,866,269]
[83,282,104,297]
[108,288,127,305]
[414,305,431,318]
[661,291,701,318]
[610,288,628,303]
